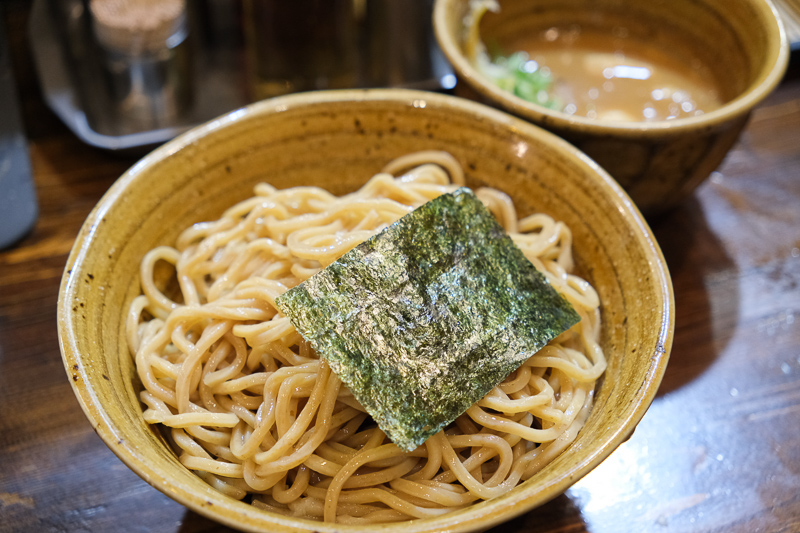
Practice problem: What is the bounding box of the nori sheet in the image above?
[276,187,580,451]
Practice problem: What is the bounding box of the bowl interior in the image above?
[58,89,673,533]
[436,0,788,129]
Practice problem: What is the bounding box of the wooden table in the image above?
[2,4,799,532]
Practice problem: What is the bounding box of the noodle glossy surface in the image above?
[127,151,606,524]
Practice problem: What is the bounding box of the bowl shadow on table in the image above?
[173,492,588,533]
[648,196,738,397]
[484,492,586,533]
[178,510,238,533]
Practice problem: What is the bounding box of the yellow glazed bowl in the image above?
[57,89,673,532]
[434,0,790,215]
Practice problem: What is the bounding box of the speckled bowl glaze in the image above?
[434,0,790,215]
[57,89,673,533]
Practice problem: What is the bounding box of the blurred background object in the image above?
[243,0,447,99]
[88,0,191,130]
[28,0,452,152]
[242,0,360,98]
[0,8,38,250]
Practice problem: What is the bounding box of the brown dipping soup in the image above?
[504,25,727,122]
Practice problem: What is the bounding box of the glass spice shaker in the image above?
[89,0,192,131]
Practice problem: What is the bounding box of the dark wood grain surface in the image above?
[2,2,799,532]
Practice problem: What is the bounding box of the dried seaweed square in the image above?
[276,187,580,451]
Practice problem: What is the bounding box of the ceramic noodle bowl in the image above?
[58,89,673,532]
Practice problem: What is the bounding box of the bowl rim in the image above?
[57,87,674,532]
[433,0,791,137]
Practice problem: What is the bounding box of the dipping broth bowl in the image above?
[434,0,790,215]
[58,89,673,532]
